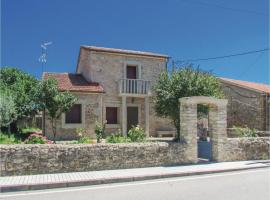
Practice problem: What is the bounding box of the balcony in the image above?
[119,79,151,96]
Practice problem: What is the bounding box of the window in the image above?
[65,104,82,124]
[106,107,118,124]
[126,65,137,79]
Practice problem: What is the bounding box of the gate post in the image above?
[209,102,228,161]
[179,98,198,163]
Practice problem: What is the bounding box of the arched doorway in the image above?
[179,96,228,162]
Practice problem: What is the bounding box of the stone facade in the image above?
[45,93,102,140]
[44,47,175,140]
[222,137,270,161]
[220,80,269,131]
[0,142,192,176]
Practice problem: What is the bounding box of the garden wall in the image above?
[222,137,270,161]
[0,142,193,176]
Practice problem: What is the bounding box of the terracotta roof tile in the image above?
[43,73,104,93]
[81,46,169,58]
[220,78,270,94]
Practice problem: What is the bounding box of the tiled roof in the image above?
[81,46,169,58]
[220,78,270,94]
[43,73,104,93]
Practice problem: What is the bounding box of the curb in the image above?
[1,165,269,193]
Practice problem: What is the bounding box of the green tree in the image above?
[0,88,17,131]
[153,65,224,140]
[0,67,39,128]
[35,78,77,143]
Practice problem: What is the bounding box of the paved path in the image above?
[1,160,269,192]
[1,168,269,200]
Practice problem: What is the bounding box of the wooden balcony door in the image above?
[126,66,137,79]
[126,66,137,93]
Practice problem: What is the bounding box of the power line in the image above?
[238,51,266,79]
[180,0,269,16]
[174,48,270,63]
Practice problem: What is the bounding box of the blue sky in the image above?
[1,0,269,84]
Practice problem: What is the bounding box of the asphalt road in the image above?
[1,168,270,200]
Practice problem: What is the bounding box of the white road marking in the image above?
[1,168,269,198]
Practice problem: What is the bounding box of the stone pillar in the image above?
[179,98,198,163]
[122,96,127,136]
[209,103,227,161]
[145,97,150,137]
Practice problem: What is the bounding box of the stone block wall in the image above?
[0,142,193,176]
[220,81,269,131]
[222,137,270,161]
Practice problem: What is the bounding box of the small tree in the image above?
[153,65,224,140]
[0,88,17,132]
[0,67,39,121]
[35,78,77,143]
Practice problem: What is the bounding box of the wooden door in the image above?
[127,107,139,131]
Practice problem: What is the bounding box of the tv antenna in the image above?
[38,41,53,73]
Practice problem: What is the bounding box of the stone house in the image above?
[43,46,175,140]
[219,78,270,131]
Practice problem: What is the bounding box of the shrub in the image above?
[233,126,258,137]
[106,130,130,143]
[95,121,106,143]
[0,132,21,144]
[19,127,41,140]
[127,125,146,142]
[24,133,53,144]
[106,133,129,143]
[75,128,93,144]
[77,136,93,144]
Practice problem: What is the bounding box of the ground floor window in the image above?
[106,107,118,124]
[65,104,82,124]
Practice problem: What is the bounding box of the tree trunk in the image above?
[51,118,56,144]
[42,109,46,136]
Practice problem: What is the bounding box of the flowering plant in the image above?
[95,121,106,143]
[24,133,53,144]
[127,125,146,142]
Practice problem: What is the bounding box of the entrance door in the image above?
[127,107,139,131]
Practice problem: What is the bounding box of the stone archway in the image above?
[179,96,228,162]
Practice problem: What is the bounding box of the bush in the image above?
[74,128,94,144]
[24,133,53,144]
[233,126,258,137]
[0,132,21,144]
[75,128,93,144]
[95,121,106,143]
[77,136,93,144]
[127,125,146,142]
[106,130,130,143]
[19,127,41,140]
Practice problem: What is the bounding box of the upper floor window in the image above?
[126,65,137,79]
[65,104,82,124]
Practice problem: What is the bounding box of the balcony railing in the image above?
[119,79,151,95]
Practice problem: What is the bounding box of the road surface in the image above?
[1,168,269,200]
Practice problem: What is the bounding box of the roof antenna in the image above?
[39,42,53,74]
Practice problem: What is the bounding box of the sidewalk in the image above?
[1,160,269,193]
